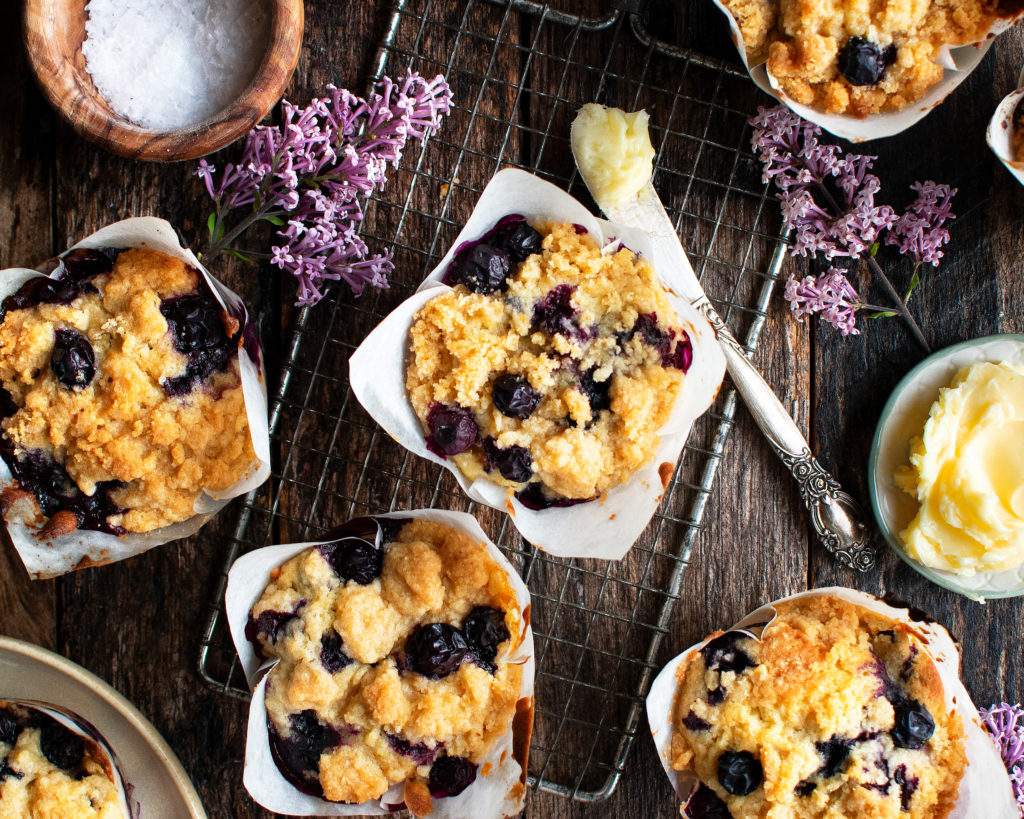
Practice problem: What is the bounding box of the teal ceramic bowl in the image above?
[868,334,1024,601]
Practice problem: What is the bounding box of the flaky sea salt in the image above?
[82,0,270,132]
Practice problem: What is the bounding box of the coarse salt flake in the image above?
[82,0,270,132]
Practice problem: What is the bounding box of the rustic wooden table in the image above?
[2,1,1023,817]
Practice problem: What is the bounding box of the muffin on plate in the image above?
[0,701,125,818]
[406,216,692,510]
[0,245,255,537]
[670,595,966,818]
[721,0,1010,116]
[246,515,526,812]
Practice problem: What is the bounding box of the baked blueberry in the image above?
[445,244,511,294]
[491,219,542,262]
[428,755,477,798]
[319,629,352,674]
[405,623,470,679]
[426,404,478,457]
[837,37,897,86]
[578,366,611,416]
[0,707,20,745]
[318,536,383,585]
[38,717,85,771]
[891,698,934,750]
[717,750,762,796]
[532,284,580,339]
[245,607,302,649]
[482,438,533,483]
[50,328,96,390]
[462,606,510,672]
[682,711,711,732]
[700,632,755,676]
[492,374,541,419]
[160,292,235,396]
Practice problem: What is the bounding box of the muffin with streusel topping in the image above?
[721,0,1015,116]
[406,216,692,510]
[0,702,125,819]
[246,515,526,813]
[670,595,966,818]
[0,245,256,538]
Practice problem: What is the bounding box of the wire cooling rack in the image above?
[198,0,788,802]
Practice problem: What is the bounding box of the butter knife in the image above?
[585,177,874,571]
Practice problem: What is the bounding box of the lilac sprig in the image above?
[196,71,453,306]
[750,106,957,348]
[981,702,1024,814]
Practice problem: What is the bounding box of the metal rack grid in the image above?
[198,0,787,803]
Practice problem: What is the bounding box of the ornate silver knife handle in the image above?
[692,295,875,571]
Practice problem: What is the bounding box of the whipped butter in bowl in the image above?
[869,334,1024,600]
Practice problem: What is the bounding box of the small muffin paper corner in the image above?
[224,508,535,819]
[0,217,271,578]
[645,587,1019,818]
[712,0,1021,142]
[348,169,726,561]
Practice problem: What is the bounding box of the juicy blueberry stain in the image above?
[682,711,711,732]
[0,445,125,535]
[685,783,731,818]
[386,733,438,765]
[701,632,756,676]
[38,717,84,771]
[160,292,236,396]
[245,606,303,651]
[268,710,343,798]
[532,284,582,339]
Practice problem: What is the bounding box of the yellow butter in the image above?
[896,360,1024,574]
[570,103,654,207]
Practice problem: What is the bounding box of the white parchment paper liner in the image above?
[987,83,1024,187]
[871,335,1024,599]
[349,169,726,561]
[0,217,271,578]
[224,508,536,818]
[712,0,1022,142]
[3,699,136,818]
[646,587,1018,818]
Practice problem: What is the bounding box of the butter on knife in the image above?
[570,103,654,208]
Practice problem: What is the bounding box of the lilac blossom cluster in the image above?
[749,106,956,339]
[196,72,453,306]
[981,702,1024,813]
[784,269,860,336]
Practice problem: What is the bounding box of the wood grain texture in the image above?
[23,0,304,161]
[2,1,1023,817]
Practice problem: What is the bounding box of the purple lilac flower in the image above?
[750,106,897,259]
[885,181,957,267]
[196,71,453,307]
[981,702,1024,814]
[783,268,861,336]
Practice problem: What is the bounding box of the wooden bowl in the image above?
[23,0,304,162]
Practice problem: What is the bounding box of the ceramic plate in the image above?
[868,334,1024,601]
[0,636,207,818]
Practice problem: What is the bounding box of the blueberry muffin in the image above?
[406,216,692,510]
[246,516,526,812]
[0,245,256,537]
[670,596,966,818]
[722,0,1011,116]
[0,702,124,818]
